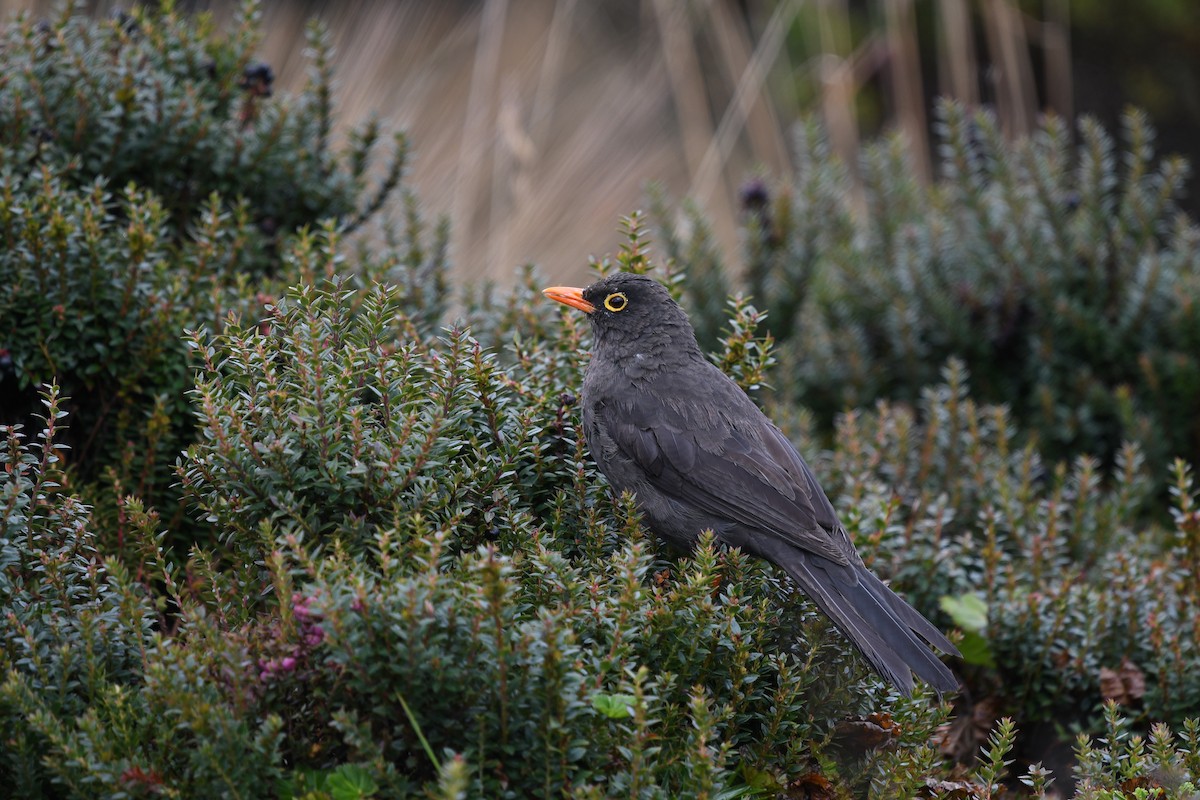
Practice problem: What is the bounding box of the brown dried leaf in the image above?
[1099,658,1146,705]
[918,778,986,799]
[1099,666,1126,704]
[935,697,1000,762]
[1119,775,1163,793]
[786,772,836,800]
[1119,657,1146,700]
[833,712,899,754]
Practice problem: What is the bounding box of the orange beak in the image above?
[542,286,596,314]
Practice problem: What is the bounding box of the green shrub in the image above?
[803,359,1200,784]
[4,255,1199,796]
[0,1,409,540]
[3,4,1200,796]
[0,1,403,273]
[654,103,1200,475]
[0,170,248,534]
[1071,704,1200,799]
[178,273,935,796]
[748,366,1200,794]
[0,385,156,796]
[174,252,1200,793]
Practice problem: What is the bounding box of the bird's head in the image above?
[543,272,701,365]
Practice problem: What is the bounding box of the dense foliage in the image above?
[1,4,1199,799]
[4,272,1199,796]
[654,103,1200,478]
[0,1,408,535]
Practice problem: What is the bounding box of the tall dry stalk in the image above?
[0,0,1078,280]
[981,0,1038,135]
[937,0,979,107]
[884,0,931,181]
[690,0,800,210]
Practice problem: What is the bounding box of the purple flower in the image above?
[303,625,325,647]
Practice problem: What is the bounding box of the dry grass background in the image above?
[1,0,1080,285]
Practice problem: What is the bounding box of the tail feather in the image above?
[861,569,961,658]
[765,542,959,696]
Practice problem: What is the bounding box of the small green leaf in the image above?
[940,593,988,633]
[327,764,378,799]
[957,630,997,668]
[940,594,994,666]
[592,692,637,719]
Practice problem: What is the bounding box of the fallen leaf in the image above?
[1119,657,1146,701]
[1099,666,1125,703]
[936,697,1000,762]
[918,778,986,798]
[1119,775,1163,793]
[1099,658,1146,706]
[787,772,836,800]
[834,712,900,754]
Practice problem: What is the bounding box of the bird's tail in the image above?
[769,544,960,696]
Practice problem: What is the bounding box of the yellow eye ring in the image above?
[604,292,628,312]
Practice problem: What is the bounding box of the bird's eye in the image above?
[604,292,628,312]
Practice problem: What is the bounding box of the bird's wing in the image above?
[601,373,854,565]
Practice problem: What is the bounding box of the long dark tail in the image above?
[765,541,961,696]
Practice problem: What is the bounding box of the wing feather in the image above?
[600,371,853,565]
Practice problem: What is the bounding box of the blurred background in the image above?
[5,0,1199,283]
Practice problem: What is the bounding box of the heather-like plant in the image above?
[4,263,1198,796]
[0,2,412,541]
[654,103,1200,475]
[0,170,254,534]
[802,358,1200,786]
[174,263,958,797]
[0,1,404,272]
[0,386,155,795]
[1071,705,1200,799]
[3,4,1200,792]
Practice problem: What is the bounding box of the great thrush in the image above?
[544,272,960,695]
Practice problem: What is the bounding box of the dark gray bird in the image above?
[544,272,960,695]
